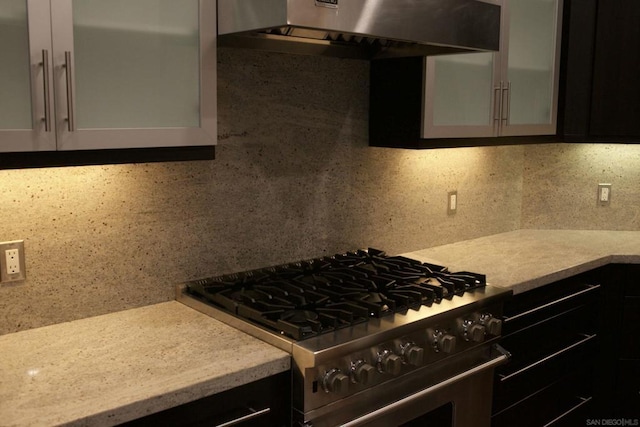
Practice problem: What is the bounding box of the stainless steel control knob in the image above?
[469,324,486,342]
[427,329,457,354]
[377,349,403,375]
[322,369,349,393]
[486,318,503,336]
[479,313,503,336]
[401,342,424,366]
[352,362,376,386]
[460,319,485,342]
[440,334,457,353]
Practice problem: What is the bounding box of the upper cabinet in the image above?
[0,0,216,154]
[560,0,640,142]
[370,0,563,148]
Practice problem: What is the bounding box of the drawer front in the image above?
[493,273,602,423]
[493,331,597,413]
[492,371,593,427]
[122,371,291,426]
[502,282,600,335]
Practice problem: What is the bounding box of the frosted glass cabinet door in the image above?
[423,52,498,138]
[51,0,216,150]
[72,1,199,129]
[0,0,56,152]
[420,0,562,140]
[501,0,562,136]
[0,1,31,130]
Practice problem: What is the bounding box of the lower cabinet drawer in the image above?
[492,271,603,427]
[494,298,598,414]
[493,332,597,414]
[121,371,291,427]
[492,371,593,427]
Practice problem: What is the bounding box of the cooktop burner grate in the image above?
[186,248,486,340]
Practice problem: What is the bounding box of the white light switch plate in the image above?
[448,191,458,215]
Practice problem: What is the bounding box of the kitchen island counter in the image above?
[404,229,640,294]
[0,301,290,426]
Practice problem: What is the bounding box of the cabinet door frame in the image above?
[422,52,500,138]
[49,0,216,151]
[1,0,57,152]
[421,0,501,139]
[499,0,563,137]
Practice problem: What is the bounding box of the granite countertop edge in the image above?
[0,301,291,427]
[402,229,640,294]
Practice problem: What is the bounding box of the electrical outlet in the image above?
[598,183,612,206]
[0,240,26,284]
[6,249,20,274]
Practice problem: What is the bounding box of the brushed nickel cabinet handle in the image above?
[501,81,511,125]
[503,284,601,323]
[498,333,597,382]
[63,51,75,132]
[41,49,52,132]
[215,407,271,427]
[493,85,502,124]
[543,396,592,427]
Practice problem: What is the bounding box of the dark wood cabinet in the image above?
[491,270,604,427]
[121,371,291,427]
[560,0,640,142]
[492,264,640,426]
[599,264,640,418]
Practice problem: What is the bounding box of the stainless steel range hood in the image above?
[217,0,501,59]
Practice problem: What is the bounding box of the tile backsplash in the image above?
[1,48,638,335]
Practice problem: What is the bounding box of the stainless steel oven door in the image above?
[301,345,510,427]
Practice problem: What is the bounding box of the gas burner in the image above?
[186,248,487,340]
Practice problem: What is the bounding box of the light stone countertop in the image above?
[0,301,290,427]
[403,229,640,294]
[2,229,638,426]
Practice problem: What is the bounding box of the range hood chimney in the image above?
[217,0,501,59]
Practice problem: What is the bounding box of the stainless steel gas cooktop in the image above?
[177,248,512,427]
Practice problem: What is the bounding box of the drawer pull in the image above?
[499,333,597,382]
[543,396,592,427]
[503,284,600,323]
[215,407,270,427]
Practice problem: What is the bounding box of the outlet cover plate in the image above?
[598,183,612,206]
[0,240,26,283]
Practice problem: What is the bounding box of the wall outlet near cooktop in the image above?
[598,183,612,206]
[0,240,26,284]
[448,191,458,215]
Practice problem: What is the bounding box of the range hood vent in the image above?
[217,0,501,59]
